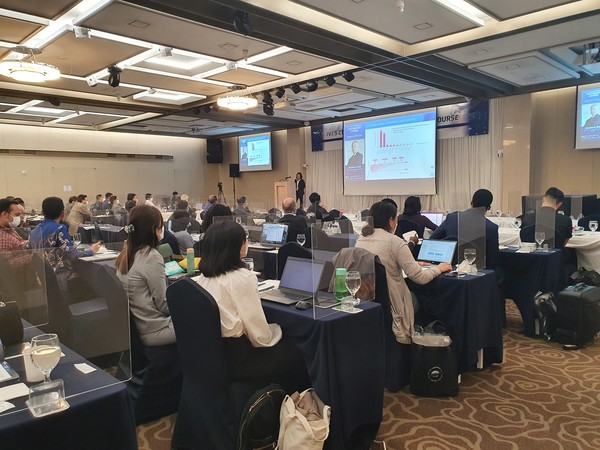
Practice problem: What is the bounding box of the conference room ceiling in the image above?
[0,0,599,139]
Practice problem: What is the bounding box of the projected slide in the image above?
[343,109,437,195]
[576,82,600,150]
[239,132,272,172]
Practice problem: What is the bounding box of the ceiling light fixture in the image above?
[324,76,336,87]
[107,65,122,87]
[0,46,60,83]
[342,71,355,82]
[216,85,258,110]
[306,80,318,92]
[290,83,302,94]
[263,103,274,116]
[275,87,286,98]
[262,91,273,104]
[397,0,405,12]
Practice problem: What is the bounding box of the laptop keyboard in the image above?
[269,289,308,301]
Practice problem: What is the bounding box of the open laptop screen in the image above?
[280,257,325,292]
[417,239,457,264]
[261,223,288,245]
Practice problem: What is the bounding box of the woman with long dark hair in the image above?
[295,172,305,209]
[116,205,173,346]
[398,196,438,233]
[195,221,308,391]
[356,201,451,344]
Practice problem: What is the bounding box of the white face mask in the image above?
[10,215,20,228]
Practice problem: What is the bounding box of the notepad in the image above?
[0,383,29,402]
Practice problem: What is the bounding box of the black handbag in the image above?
[0,301,24,346]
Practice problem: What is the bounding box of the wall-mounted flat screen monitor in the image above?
[239,132,272,172]
[575,82,600,150]
[343,108,437,195]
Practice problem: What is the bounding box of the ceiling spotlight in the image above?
[324,76,336,87]
[107,65,122,87]
[200,105,212,113]
[290,83,301,94]
[233,11,252,35]
[262,91,273,104]
[159,47,173,57]
[306,80,318,92]
[191,107,201,115]
[397,0,405,12]
[275,87,285,98]
[342,71,355,82]
[263,103,274,116]
[46,96,61,107]
[86,76,98,87]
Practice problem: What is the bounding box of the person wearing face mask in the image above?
[67,194,93,236]
[0,197,28,251]
[116,205,173,346]
[356,201,452,345]
[144,193,159,208]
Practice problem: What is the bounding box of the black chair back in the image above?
[338,216,354,234]
[161,229,181,255]
[520,224,564,248]
[277,242,312,279]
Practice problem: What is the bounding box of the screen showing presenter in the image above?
[347,140,364,167]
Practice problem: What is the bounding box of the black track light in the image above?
[324,76,336,87]
[342,71,355,82]
[200,105,212,113]
[191,107,201,115]
[290,83,301,94]
[275,87,285,98]
[107,65,122,87]
[262,91,273,104]
[233,11,252,35]
[263,103,274,116]
[306,80,318,92]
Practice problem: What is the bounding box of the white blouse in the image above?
[193,268,282,347]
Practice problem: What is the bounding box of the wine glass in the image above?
[72,233,82,248]
[30,334,61,383]
[534,231,545,251]
[242,257,254,272]
[590,221,598,233]
[464,248,476,269]
[345,271,361,307]
[297,233,306,246]
[243,225,249,240]
[515,218,522,228]
[235,216,242,225]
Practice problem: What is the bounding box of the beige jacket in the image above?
[356,228,441,344]
[68,202,92,235]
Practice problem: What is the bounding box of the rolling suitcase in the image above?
[554,283,600,348]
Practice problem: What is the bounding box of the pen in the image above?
[258,281,268,287]
[259,285,275,292]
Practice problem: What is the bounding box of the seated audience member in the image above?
[14,203,30,240]
[116,205,173,346]
[521,187,572,248]
[91,194,104,212]
[64,196,77,220]
[356,201,451,344]
[102,192,113,210]
[430,189,499,269]
[175,200,200,232]
[195,204,233,257]
[0,198,28,251]
[381,198,419,252]
[306,192,328,220]
[398,196,438,235]
[201,194,218,220]
[278,197,309,243]
[109,195,125,214]
[233,196,251,216]
[68,194,93,236]
[195,221,308,391]
[144,193,157,207]
[125,193,138,212]
[171,210,194,254]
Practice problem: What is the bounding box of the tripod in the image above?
[217,183,228,205]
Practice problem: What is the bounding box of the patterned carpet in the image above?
[137,303,600,450]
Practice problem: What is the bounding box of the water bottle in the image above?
[186,248,195,275]
[335,268,348,301]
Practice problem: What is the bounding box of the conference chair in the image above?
[167,279,256,450]
[578,214,600,231]
[118,316,182,425]
[277,242,312,279]
[338,216,354,234]
[161,229,182,258]
[520,224,565,248]
[395,218,425,239]
[158,243,174,262]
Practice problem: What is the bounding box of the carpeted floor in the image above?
[137,302,600,450]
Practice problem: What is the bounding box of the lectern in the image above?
[273,181,294,209]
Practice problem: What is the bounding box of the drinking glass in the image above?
[242,257,254,272]
[464,248,476,268]
[590,221,598,232]
[72,233,82,247]
[297,233,306,246]
[496,210,502,217]
[345,271,361,307]
[30,334,61,383]
[534,231,545,251]
[235,216,242,225]
[243,226,249,240]
[515,218,522,228]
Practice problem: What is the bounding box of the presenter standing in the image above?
[295,172,305,210]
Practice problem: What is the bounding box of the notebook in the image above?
[260,257,326,305]
[417,239,457,264]
[249,223,288,250]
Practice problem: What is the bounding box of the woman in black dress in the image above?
[295,172,305,209]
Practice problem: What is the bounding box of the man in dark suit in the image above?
[521,186,572,248]
[347,140,363,167]
[430,189,499,270]
[278,197,308,243]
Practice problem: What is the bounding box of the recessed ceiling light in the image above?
[286,60,302,66]
[129,20,149,28]
[220,43,238,50]
[413,23,433,30]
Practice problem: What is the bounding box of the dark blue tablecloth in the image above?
[408,270,503,372]
[0,329,137,450]
[499,248,567,336]
[262,301,384,450]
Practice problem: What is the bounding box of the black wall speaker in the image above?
[206,138,223,164]
[229,163,240,178]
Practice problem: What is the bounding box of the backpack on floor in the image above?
[533,291,557,341]
[237,384,286,450]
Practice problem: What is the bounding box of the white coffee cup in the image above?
[22,344,45,383]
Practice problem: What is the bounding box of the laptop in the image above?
[249,223,288,250]
[417,239,457,264]
[260,257,326,305]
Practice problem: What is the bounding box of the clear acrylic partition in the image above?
[535,205,557,249]
[507,190,522,221]
[1,239,131,418]
[569,193,583,222]
[457,209,487,270]
[523,193,543,215]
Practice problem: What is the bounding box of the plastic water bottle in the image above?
[335,268,348,301]
[186,248,195,275]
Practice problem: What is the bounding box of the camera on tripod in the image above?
[217,181,223,191]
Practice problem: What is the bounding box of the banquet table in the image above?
[499,248,567,335]
[0,328,137,450]
[262,301,384,450]
[78,224,125,244]
[487,216,520,228]
[408,270,503,372]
